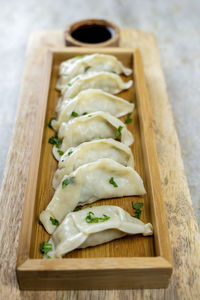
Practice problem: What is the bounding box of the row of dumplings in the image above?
[39,54,153,258]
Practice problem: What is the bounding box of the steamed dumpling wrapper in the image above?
[46,205,153,258]
[40,158,146,234]
[52,111,134,160]
[55,72,133,112]
[56,53,132,90]
[52,138,134,189]
[52,89,134,131]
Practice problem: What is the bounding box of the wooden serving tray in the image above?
[16,47,172,290]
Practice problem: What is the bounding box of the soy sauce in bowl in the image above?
[65,19,120,47]
[71,24,114,44]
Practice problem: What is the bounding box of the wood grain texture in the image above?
[31,48,156,261]
[16,47,171,289]
[0,29,200,299]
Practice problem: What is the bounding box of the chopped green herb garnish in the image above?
[130,100,134,103]
[115,126,123,139]
[88,115,92,117]
[62,176,75,188]
[132,202,144,219]
[57,150,64,156]
[111,71,117,74]
[68,150,73,156]
[47,255,52,259]
[62,178,71,188]
[125,113,132,124]
[74,206,82,211]
[67,82,72,86]
[48,117,56,129]
[109,177,118,188]
[75,55,84,58]
[40,242,52,255]
[50,216,59,226]
[71,111,79,117]
[86,211,110,223]
[83,112,88,115]
[48,133,61,148]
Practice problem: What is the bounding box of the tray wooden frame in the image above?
[16,48,172,290]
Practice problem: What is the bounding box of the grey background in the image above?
[0,0,199,226]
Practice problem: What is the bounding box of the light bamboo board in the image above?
[16,48,172,289]
[0,29,200,299]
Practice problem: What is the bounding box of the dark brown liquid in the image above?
[71,24,114,44]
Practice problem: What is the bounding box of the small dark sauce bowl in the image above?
[65,19,120,47]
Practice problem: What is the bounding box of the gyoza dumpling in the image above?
[52,138,134,189]
[56,54,132,90]
[61,71,133,98]
[45,206,153,258]
[39,158,146,234]
[52,111,133,160]
[52,89,134,131]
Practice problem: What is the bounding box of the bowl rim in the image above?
[64,18,120,47]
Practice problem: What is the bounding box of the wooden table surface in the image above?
[0,29,200,300]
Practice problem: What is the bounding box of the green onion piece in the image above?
[130,100,134,103]
[40,242,52,255]
[71,111,79,117]
[48,117,56,129]
[132,202,144,219]
[88,115,92,117]
[74,206,82,211]
[109,177,118,187]
[83,112,88,115]
[50,216,59,226]
[57,150,64,156]
[85,211,110,223]
[48,133,61,149]
[62,178,71,188]
[67,82,72,86]
[68,150,73,156]
[125,113,132,124]
[115,126,123,139]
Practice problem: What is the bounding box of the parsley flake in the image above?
[68,150,73,156]
[75,55,84,58]
[71,111,79,117]
[74,206,82,211]
[83,112,88,115]
[67,82,72,86]
[125,113,132,124]
[48,133,61,148]
[130,100,134,103]
[40,242,52,255]
[132,202,144,219]
[57,150,64,156]
[115,126,123,139]
[62,178,71,188]
[50,216,59,226]
[109,177,118,187]
[48,117,56,129]
[86,211,110,223]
